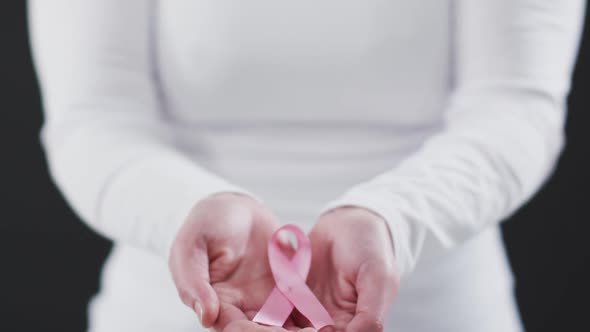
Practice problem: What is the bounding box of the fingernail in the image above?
[193,302,203,321]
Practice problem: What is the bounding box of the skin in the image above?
[169,192,302,332]
[169,193,399,332]
[303,207,400,332]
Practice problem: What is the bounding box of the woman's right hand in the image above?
[169,193,307,332]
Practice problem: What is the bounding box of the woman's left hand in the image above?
[301,207,400,332]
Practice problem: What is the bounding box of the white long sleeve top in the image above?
[29,0,585,278]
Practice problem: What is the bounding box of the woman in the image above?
[28,1,585,331]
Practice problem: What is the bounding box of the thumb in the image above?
[345,260,399,332]
[170,237,220,328]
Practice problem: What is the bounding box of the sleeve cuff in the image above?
[97,151,260,261]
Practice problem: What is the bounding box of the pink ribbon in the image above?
[253,224,334,330]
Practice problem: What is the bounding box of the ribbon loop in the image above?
[253,224,334,330]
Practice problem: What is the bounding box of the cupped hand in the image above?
[303,206,400,332]
[169,193,308,332]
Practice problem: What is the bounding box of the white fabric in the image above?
[28,0,584,331]
[87,227,521,332]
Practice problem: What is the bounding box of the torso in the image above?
[153,0,454,223]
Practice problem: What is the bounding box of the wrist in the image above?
[323,205,394,250]
[319,205,391,250]
[205,191,259,205]
[321,205,383,221]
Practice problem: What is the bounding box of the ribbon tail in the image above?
[278,282,335,330]
[253,287,293,327]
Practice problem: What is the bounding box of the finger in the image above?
[284,316,312,331]
[170,237,219,328]
[282,317,298,331]
[224,320,290,332]
[284,325,301,332]
[289,309,313,329]
[212,303,248,332]
[345,261,399,332]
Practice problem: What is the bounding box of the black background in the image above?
[1,2,589,331]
